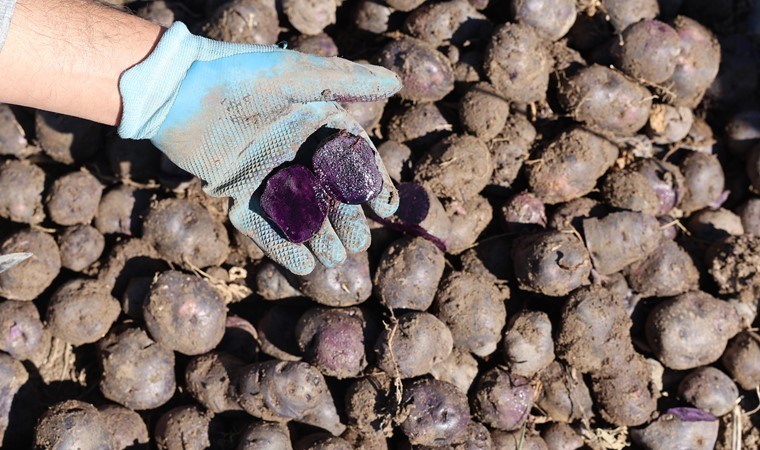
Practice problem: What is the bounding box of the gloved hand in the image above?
[118,23,401,275]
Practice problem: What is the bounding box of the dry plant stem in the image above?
[0,0,164,124]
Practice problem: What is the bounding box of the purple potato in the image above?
[401,379,470,446]
[261,165,330,243]
[313,131,383,204]
[473,367,532,431]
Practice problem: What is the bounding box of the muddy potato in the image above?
[154,406,211,450]
[500,192,546,233]
[589,352,659,426]
[47,279,120,346]
[725,110,760,156]
[686,208,744,242]
[613,20,680,83]
[345,373,395,436]
[458,82,509,140]
[511,231,591,297]
[526,128,618,204]
[430,348,479,394]
[601,169,661,215]
[473,368,532,431]
[34,400,112,450]
[646,291,741,370]
[678,367,738,417]
[97,404,149,450]
[404,0,492,47]
[415,135,492,201]
[558,65,652,137]
[376,38,454,102]
[665,16,721,109]
[489,113,536,190]
[46,171,103,226]
[375,311,453,378]
[58,225,105,272]
[738,198,760,235]
[144,270,227,355]
[291,33,338,56]
[203,0,279,44]
[375,237,445,311]
[721,331,760,391]
[510,0,576,40]
[401,379,470,446]
[0,104,30,157]
[646,104,694,144]
[386,103,452,151]
[491,431,547,450]
[290,251,372,306]
[143,198,230,268]
[678,151,725,215]
[537,361,594,423]
[583,211,661,276]
[35,111,103,164]
[556,286,633,374]
[601,0,659,31]
[434,271,505,357]
[631,408,719,450]
[444,194,492,253]
[484,23,552,103]
[95,185,150,236]
[708,235,760,300]
[503,311,554,378]
[237,422,293,450]
[624,239,699,297]
[236,360,345,435]
[0,160,44,224]
[185,352,244,413]
[295,307,367,378]
[541,423,583,450]
[0,229,61,301]
[98,327,176,410]
[353,0,393,34]
[0,300,44,360]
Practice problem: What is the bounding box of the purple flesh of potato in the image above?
[396,183,431,224]
[313,131,383,204]
[666,407,717,422]
[261,165,329,243]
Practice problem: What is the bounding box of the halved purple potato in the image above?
[261,165,329,243]
[313,131,383,204]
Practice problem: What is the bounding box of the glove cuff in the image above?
[118,22,201,140]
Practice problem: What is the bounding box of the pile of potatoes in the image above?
[0,0,759,448]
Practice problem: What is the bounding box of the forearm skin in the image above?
[0,0,164,125]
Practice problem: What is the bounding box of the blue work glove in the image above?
[118,23,401,275]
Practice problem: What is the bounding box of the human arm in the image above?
[0,0,163,124]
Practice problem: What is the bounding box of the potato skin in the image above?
[295,307,368,379]
[375,38,455,102]
[678,367,738,417]
[46,171,103,226]
[510,0,576,41]
[414,135,492,201]
[144,270,227,355]
[0,229,61,301]
[558,65,652,137]
[434,271,506,357]
[583,211,661,276]
[721,331,760,391]
[631,408,719,450]
[484,23,552,103]
[665,16,721,108]
[624,239,699,298]
[290,251,372,306]
[46,279,121,346]
[374,311,453,378]
[0,160,45,224]
[400,379,470,446]
[154,405,212,450]
[646,291,741,370]
[142,198,230,268]
[526,128,618,204]
[511,231,591,297]
[203,0,279,45]
[503,311,554,378]
[0,300,44,360]
[98,327,176,410]
[613,20,680,83]
[34,400,113,450]
[473,368,532,431]
[97,404,149,449]
[536,361,593,423]
[374,237,445,311]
